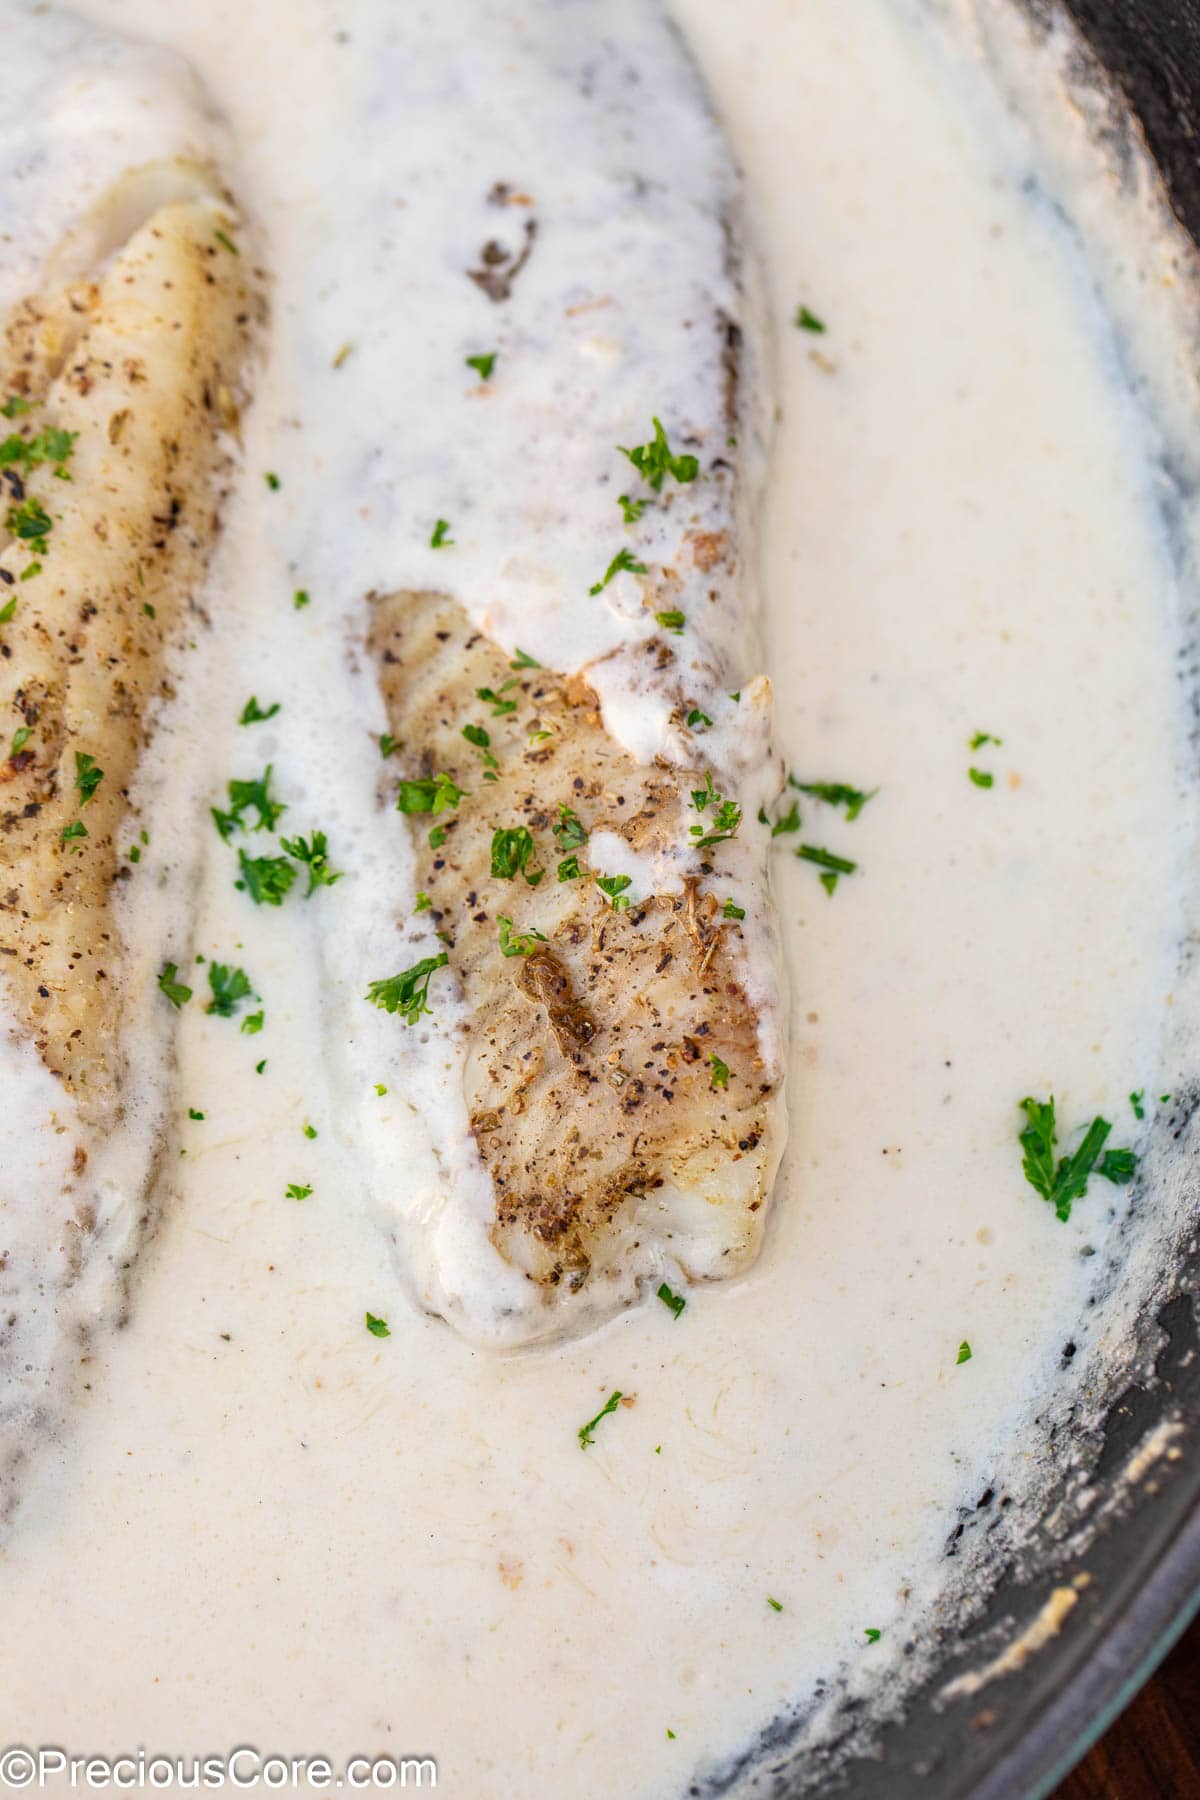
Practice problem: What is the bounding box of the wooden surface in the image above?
[1052,1614,1200,1799]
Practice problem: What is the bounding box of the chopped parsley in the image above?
[968,768,994,789]
[374,1083,387,1096]
[794,304,827,333]
[256,1059,267,1074]
[770,800,801,838]
[1130,1090,1146,1121]
[60,820,88,847]
[365,1312,391,1338]
[379,733,397,759]
[956,1341,973,1365]
[293,588,310,610]
[206,962,255,1019]
[430,518,454,548]
[236,848,297,906]
[766,1597,783,1613]
[285,1183,312,1201]
[158,962,193,1008]
[429,823,448,849]
[10,726,31,755]
[657,1282,686,1320]
[1018,1095,1138,1223]
[617,494,646,524]
[709,1053,730,1091]
[618,417,699,492]
[497,915,548,957]
[477,683,518,716]
[6,497,53,553]
[215,228,240,256]
[655,609,686,635]
[0,424,76,478]
[596,872,633,912]
[490,826,543,884]
[465,352,497,380]
[722,898,746,920]
[188,1108,205,1121]
[303,1124,318,1139]
[796,844,857,895]
[0,397,31,419]
[366,953,449,1025]
[578,1389,623,1449]
[462,722,490,750]
[686,708,712,730]
[788,778,877,821]
[589,547,647,596]
[264,471,281,490]
[557,854,582,881]
[689,773,742,849]
[279,830,343,895]
[74,751,104,805]
[213,765,287,838]
[0,597,15,624]
[864,1629,882,1644]
[239,696,281,725]
[396,771,466,816]
[510,647,540,669]
[241,1010,265,1036]
[969,731,1003,751]
[554,803,588,852]
[414,891,432,913]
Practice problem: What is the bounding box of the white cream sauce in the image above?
[2,0,1199,1793]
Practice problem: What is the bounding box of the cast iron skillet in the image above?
[709,5,1200,1795]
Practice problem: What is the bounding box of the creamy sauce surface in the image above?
[2,0,1197,1793]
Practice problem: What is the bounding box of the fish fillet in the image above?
[343,0,786,1346]
[0,19,255,1508]
[370,591,784,1320]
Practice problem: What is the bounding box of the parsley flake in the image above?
[236,848,297,907]
[491,826,543,885]
[74,752,104,806]
[207,962,255,1018]
[710,1053,730,1090]
[657,1282,686,1320]
[430,518,454,549]
[240,696,281,726]
[158,962,193,1009]
[285,1183,312,1201]
[578,1389,623,1450]
[1018,1095,1138,1223]
[794,305,826,333]
[788,778,877,821]
[618,417,699,492]
[279,831,343,895]
[365,1312,391,1338]
[366,953,449,1025]
[796,844,857,894]
[596,872,633,912]
[956,1341,973,1365]
[396,771,466,816]
[466,352,497,380]
[590,547,647,596]
[497,915,548,957]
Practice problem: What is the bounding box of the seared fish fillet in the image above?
[0,24,254,1505]
[0,163,251,1117]
[371,593,783,1323]
[338,0,785,1346]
